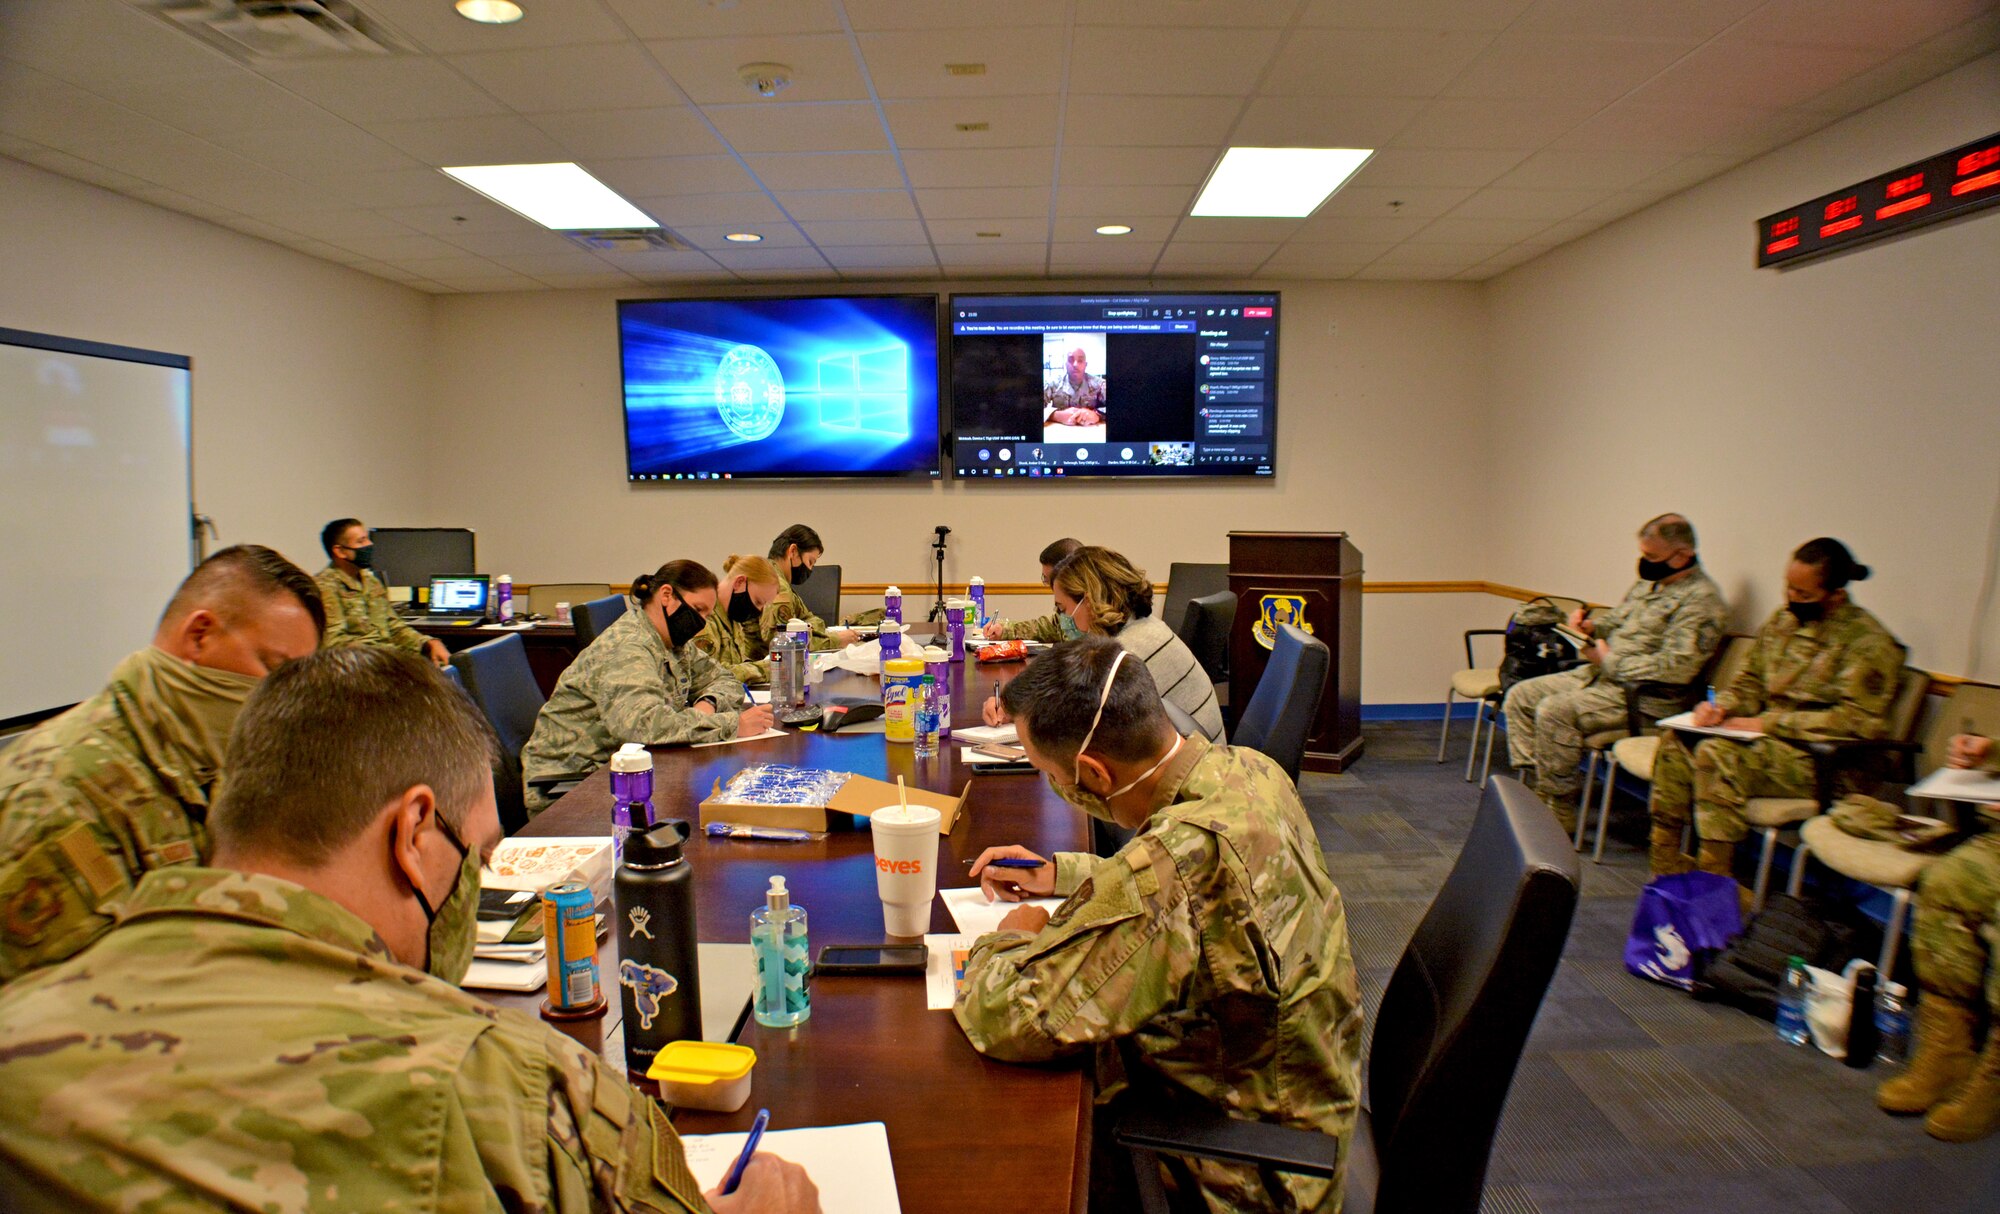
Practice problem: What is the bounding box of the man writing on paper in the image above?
[1877,727,2000,1142]
[315,518,451,666]
[955,636,1362,1213]
[1502,513,1727,833]
[0,648,819,1214]
[981,536,1084,642]
[0,545,323,984]
[1647,538,1903,893]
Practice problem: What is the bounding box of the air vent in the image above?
[955,122,990,133]
[945,63,986,76]
[134,1,412,60]
[564,229,692,253]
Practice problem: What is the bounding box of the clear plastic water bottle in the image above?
[913,676,940,757]
[1777,955,1811,1046]
[1875,980,1911,1066]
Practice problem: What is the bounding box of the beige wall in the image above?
[0,157,435,574]
[420,280,1502,703]
[1485,53,2000,682]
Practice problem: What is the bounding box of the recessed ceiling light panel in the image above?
[1190,147,1373,218]
[1095,224,1133,235]
[724,232,763,243]
[455,0,524,25]
[440,163,656,230]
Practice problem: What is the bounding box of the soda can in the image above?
[543,881,601,1010]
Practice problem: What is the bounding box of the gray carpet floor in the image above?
[1297,722,2000,1214]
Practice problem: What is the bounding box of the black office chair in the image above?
[573,593,627,650]
[1115,776,1580,1214]
[1229,623,1328,784]
[1178,590,1234,702]
[1161,562,1228,636]
[796,562,841,625]
[450,634,548,835]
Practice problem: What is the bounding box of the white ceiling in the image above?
[1,0,1994,292]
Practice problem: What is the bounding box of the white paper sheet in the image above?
[959,748,1030,766]
[1655,711,1766,741]
[694,727,788,748]
[1908,767,2000,804]
[747,689,772,705]
[939,885,1062,936]
[680,1122,901,1214]
[953,723,1019,745]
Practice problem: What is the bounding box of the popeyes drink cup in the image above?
[871,803,942,937]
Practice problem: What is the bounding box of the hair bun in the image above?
[631,573,655,596]
[1850,562,1871,582]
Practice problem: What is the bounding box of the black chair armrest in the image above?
[525,776,584,799]
[1622,680,1705,737]
[1463,628,1507,670]
[1113,1106,1341,1179]
[1768,737,1922,805]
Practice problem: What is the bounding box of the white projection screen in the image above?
[1,328,193,722]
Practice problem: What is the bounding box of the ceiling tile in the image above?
[797,218,932,245]
[1487,147,1684,190]
[1794,40,1996,117]
[881,96,1060,148]
[0,76,179,155]
[821,245,945,270]
[526,108,728,160]
[708,246,836,271]
[1470,242,1557,273]
[1080,0,1299,25]
[644,34,870,105]
[1406,215,1556,243]
[591,247,728,274]
[1263,240,1397,265]
[1350,148,1530,188]
[1289,213,1436,242]
[1155,242,1281,267]
[774,189,919,220]
[430,271,548,291]
[916,186,1051,218]
[934,243,1049,268]
[437,228,590,257]
[900,146,1056,189]
[1390,96,1604,148]
[1069,27,1285,96]
[281,210,426,242]
[1564,189,1666,223]
[1727,0,1994,52]
[1515,0,1767,40]
[323,167,474,208]
[255,57,508,124]
[1261,29,1496,96]
[731,267,844,281]
[8,147,154,197]
[2,0,235,86]
[1442,33,1702,104]
[1062,95,1241,147]
[858,28,1068,100]
[84,71,339,139]
[600,0,844,39]
[533,272,646,288]
[374,200,539,235]
[370,114,570,166]
[1045,239,1170,267]
[1620,40,1893,111]
[1053,184,1194,216]
[592,156,763,198]
[704,102,890,153]
[1229,96,1427,147]
[1351,262,1463,279]
[1629,153,1740,195]
[448,44,686,112]
[1316,184,1475,218]
[742,151,906,190]
[674,223,813,250]
[844,0,1069,29]
[1442,187,1604,220]
[1702,107,1838,157]
[358,0,632,54]
[1297,0,1536,31]
[393,253,520,277]
[204,122,418,181]
[927,219,1049,243]
[1253,260,1365,279]
[1546,101,1776,153]
[329,231,480,261]
[1369,241,1512,265]
[1056,145,1218,186]
[638,192,788,226]
[1172,217,1311,242]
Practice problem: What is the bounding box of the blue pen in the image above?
[720,1108,770,1196]
[969,857,1044,869]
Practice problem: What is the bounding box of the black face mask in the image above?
[665,602,704,648]
[1638,555,1689,582]
[346,544,375,570]
[790,561,812,586]
[728,591,760,624]
[1787,600,1827,625]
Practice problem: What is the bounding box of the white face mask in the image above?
[1049,650,1185,814]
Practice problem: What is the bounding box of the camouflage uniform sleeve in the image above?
[1605,589,1726,687]
[954,836,1195,1064]
[1764,631,1904,742]
[760,590,832,645]
[682,646,748,715]
[600,651,737,747]
[1982,740,2000,774]
[314,570,370,650]
[0,808,129,984]
[1716,620,1774,718]
[1002,613,1065,643]
[1590,587,1636,645]
[1051,850,1101,898]
[693,617,770,687]
[375,577,429,654]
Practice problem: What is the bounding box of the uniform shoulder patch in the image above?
[1048,878,1093,927]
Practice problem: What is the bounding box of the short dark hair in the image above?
[1038,538,1084,568]
[1000,635,1171,766]
[210,648,499,865]
[768,524,824,561]
[1793,537,1871,591]
[1641,513,1697,550]
[161,544,326,638]
[320,518,364,558]
[631,559,718,607]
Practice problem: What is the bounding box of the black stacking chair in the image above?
[796,562,841,625]
[1177,590,1235,717]
[450,634,549,834]
[1116,776,1580,1214]
[1229,623,1329,783]
[1161,562,1228,635]
[573,593,627,650]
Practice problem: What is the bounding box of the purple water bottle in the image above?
[878,621,903,676]
[923,645,952,739]
[609,743,655,864]
[945,600,966,663]
[968,576,986,626]
[496,574,514,622]
[884,584,902,625]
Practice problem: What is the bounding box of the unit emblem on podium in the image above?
[1253,594,1313,650]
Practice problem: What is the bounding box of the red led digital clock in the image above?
[1757,130,2000,267]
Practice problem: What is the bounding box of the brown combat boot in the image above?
[1649,825,1693,876]
[1695,840,1753,914]
[1879,993,1978,1114]
[1925,1029,2000,1141]
[1540,792,1577,837]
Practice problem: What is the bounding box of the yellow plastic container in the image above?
[645,1040,757,1112]
[882,657,925,743]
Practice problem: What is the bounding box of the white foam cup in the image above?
[871,803,943,937]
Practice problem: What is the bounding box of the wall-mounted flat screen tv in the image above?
[947,291,1278,479]
[619,294,942,481]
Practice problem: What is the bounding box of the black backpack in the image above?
[1498,597,1583,695]
[1692,892,1866,1019]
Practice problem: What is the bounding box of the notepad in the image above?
[680,1122,901,1214]
[940,885,1062,937]
[953,723,1019,745]
[1908,767,2000,804]
[1655,711,1765,741]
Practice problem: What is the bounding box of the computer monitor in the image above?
[427,575,490,617]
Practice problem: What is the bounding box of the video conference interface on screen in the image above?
[948,292,1278,479]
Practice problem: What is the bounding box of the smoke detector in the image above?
[739,63,794,99]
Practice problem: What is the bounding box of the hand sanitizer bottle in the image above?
[751,876,810,1028]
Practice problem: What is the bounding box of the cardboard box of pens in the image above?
[697,763,969,834]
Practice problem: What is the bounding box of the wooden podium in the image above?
[1227,532,1363,772]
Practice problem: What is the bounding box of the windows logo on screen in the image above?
[816,344,909,437]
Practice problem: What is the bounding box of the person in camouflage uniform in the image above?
[693,553,784,685]
[1504,514,1728,832]
[980,536,1085,643]
[1649,538,1904,887]
[956,636,1362,1213]
[0,545,323,985]
[0,648,819,1214]
[756,524,861,653]
[1044,346,1108,427]
[521,561,769,815]
[314,517,451,665]
[1877,729,2000,1141]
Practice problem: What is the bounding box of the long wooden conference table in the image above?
[505,654,1092,1214]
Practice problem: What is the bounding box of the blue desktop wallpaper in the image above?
[619,296,941,478]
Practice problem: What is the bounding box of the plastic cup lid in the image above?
[646,1040,756,1084]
